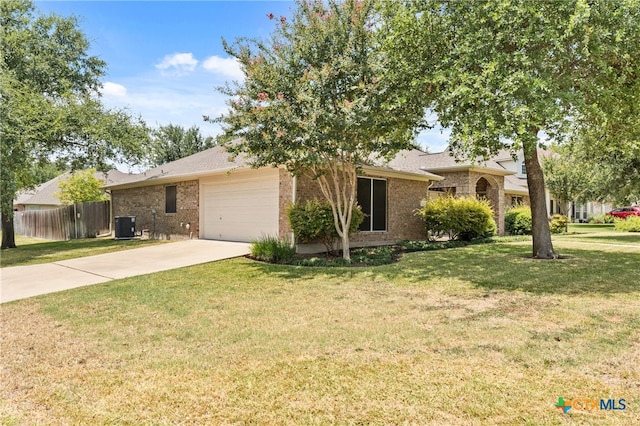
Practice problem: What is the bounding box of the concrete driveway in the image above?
[0,240,250,304]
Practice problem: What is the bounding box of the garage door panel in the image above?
[202,171,279,242]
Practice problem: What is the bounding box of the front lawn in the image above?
[1,234,639,424]
[0,235,167,267]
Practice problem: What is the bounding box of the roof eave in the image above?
[421,165,515,176]
[104,166,252,190]
[362,166,444,182]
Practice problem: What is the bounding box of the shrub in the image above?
[588,213,615,224]
[250,235,295,264]
[287,199,364,254]
[417,196,496,241]
[505,205,532,235]
[614,216,640,232]
[549,214,569,234]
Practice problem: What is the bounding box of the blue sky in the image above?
[35,1,450,155]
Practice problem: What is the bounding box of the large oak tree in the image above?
[384,0,640,258]
[1,0,148,248]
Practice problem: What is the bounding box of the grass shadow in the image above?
[242,242,640,296]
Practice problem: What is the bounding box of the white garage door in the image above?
[201,169,280,242]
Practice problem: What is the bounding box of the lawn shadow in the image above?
[243,243,640,296]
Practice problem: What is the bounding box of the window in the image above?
[357,177,387,231]
[165,185,177,214]
[521,163,527,175]
[511,196,523,206]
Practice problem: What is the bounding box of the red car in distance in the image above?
[607,206,640,219]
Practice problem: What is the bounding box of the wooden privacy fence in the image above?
[14,200,111,241]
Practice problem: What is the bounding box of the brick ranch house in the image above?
[109,144,592,247]
[104,144,446,250]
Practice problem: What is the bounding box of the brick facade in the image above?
[111,180,199,240]
[278,169,294,239]
[111,170,434,248]
[294,173,429,249]
[430,170,507,235]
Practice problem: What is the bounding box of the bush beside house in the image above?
[417,196,496,241]
[287,200,364,254]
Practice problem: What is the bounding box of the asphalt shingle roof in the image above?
[15,170,132,207]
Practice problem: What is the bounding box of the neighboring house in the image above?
[104,143,444,249]
[420,147,611,228]
[13,170,132,211]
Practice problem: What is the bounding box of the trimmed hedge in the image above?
[505,205,533,235]
[549,214,569,234]
[588,213,615,224]
[614,216,640,232]
[417,196,496,241]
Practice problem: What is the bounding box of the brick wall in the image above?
[111,180,199,240]
[431,170,507,235]
[294,173,429,250]
[279,169,294,239]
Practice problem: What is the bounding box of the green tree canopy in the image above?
[1,0,149,249]
[144,124,215,167]
[56,169,109,205]
[214,0,426,259]
[542,148,601,215]
[383,0,640,258]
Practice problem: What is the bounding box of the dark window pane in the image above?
[165,186,177,214]
[357,178,371,231]
[372,179,387,231]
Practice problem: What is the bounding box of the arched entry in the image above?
[476,177,490,200]
[475,176,501,233]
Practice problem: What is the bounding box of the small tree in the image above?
[214,0,426,260]
[542,149,600,216]
[56,169,109,205]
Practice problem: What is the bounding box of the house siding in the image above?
[111,180,199,240]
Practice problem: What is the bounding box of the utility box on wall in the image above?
[114,216,136,239]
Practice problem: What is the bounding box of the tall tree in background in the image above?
[542,148,600,216]
[215,0,426,260]
[1,0,148,249]
[384,0,640,259]
[145,124,214,167]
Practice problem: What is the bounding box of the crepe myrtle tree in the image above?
[383,0,640,259]
[212,0,427,260]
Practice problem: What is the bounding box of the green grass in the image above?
[0,235,167,267]
[568,223,615,233]
[1,232,639,424]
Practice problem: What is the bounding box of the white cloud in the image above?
[156,53,198,74]
[202,55,244,80]
[101,81,128,97]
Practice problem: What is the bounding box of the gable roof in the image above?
[416,147,515,176]
[105,143,444,190]
[15,170,132,207]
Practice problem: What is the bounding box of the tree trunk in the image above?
[524,142,557,259]
[1,201,17,249]
[314,162,356,261]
